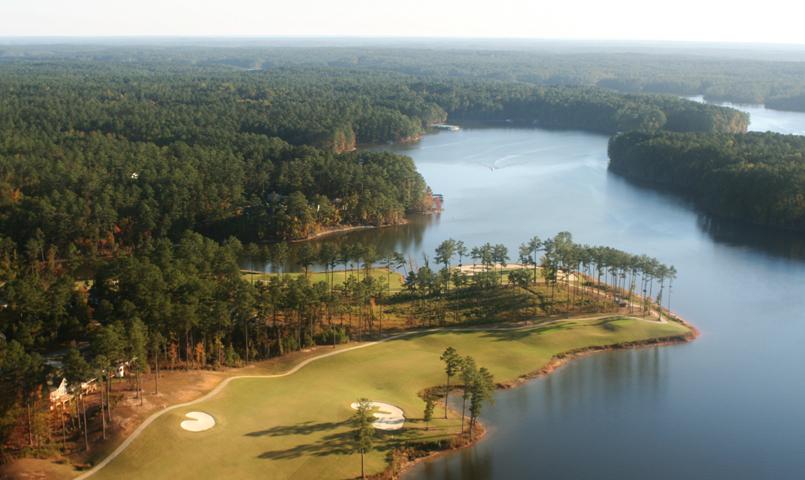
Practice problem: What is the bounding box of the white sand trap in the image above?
[180,411,215,432]
[350,401,405,431]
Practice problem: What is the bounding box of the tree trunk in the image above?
[107,376,114,426]
[60,403,66,451]
[100,387,107,440]
[461,394,467,434]
[26,399,33,447]
[668,282,673,314]
[244,318,250,364]
[444,375,450,419]
[360,451,365,479]
[81,394,89,451]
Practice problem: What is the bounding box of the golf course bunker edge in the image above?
[180,411,216,432]
[350,402,405,431]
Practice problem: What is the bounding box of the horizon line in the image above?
[0,35,804,48]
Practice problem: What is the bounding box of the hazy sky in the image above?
[3,0,804,44]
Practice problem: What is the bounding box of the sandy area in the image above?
[456,263,527,274]
[179,411,215,432]
[350,402,405,431]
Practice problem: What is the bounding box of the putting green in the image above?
[87,317,690,480]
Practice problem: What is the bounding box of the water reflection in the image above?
[239,120,805,479]
[606,172,805,263]
[378,121,805,479]
[696,214,805,261]
[244,213,436,272]
[302,213,436,265]
[408,347,676,479]
[688,95,805,135]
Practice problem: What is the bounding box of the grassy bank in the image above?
[86,316,692,480]
[241,268,405,292]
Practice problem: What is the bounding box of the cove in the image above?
[304,115,805,478]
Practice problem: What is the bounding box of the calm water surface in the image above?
[689,95,805,135]
[305,109,805,478]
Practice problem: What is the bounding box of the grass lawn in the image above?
[89,316,690,480]
[242,268,405,293]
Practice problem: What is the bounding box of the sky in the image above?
[2,0,805,45]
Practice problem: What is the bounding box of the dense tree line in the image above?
[427,82,747,134]
[0,232,381,454]
[609,131,805,231]
[0,130,430,252]
[405,234,676,318]
[0,62,747,151]
[0,57,747,259]
[3,43,805,109]
[766,94,805,112]
[0,230,676,456]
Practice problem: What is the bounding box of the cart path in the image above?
[74,314,659,479]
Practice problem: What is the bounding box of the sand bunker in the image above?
[180,411,215,432]
[350,401,405,431]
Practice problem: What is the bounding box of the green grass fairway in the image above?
[89,317,690,480]
[242,268,405,292]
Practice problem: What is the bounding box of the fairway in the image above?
[87,317,690,480]
[241,268,406,292]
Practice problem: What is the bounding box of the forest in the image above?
[0,60,748,256]
[0,46,760,463]
[0,129,431,249]
[4,43,805,109]
[608,131,805,231]
[0,230,676,458]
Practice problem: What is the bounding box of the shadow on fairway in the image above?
[252,420,414,460]
[388,319,578,344]
[479,321,577,341]
[256,430,354,459]
[246,420,351,437]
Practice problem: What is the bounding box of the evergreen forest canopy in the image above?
[4,42,805,109]
[0,42,790,460]
[608,131,805,231]
[0,58,748,255]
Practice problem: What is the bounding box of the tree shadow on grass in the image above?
[246,419,350,437]
[478,321,578,341]
[257,429,355,460]
[253,422,409,460]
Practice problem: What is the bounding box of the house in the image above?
[432,124,461,132]
[48,378,72,410]
[432,194,444,211]
[114,357,137,378]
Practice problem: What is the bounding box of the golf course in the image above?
[82,316,693,480]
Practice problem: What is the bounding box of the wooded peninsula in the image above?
[609,131,805,231]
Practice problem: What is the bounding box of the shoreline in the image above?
[27,315,696,480]
[289,217,427,243]
[288,224,380,243]
[391,316,699,479]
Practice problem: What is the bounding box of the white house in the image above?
[48,378,72,410]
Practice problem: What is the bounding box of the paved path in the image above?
[74,331,425,479]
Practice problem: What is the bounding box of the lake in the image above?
[301,108,805,479]
[689,95,805,135]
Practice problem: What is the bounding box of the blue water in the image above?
[310,111,805,479]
